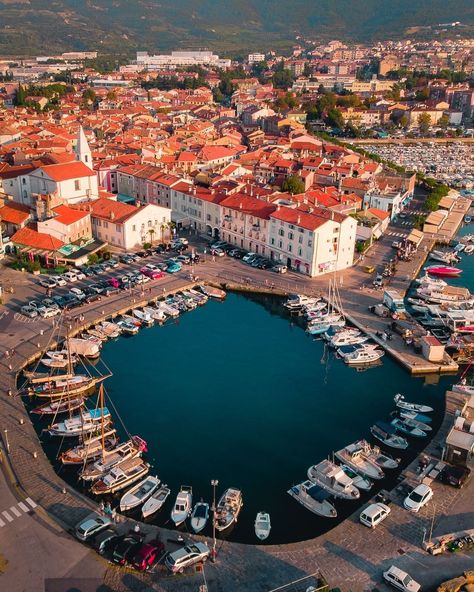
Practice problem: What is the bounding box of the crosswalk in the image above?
[0,497,36,528]
[387,231,408,238]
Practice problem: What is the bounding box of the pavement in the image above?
[0,207,473,591]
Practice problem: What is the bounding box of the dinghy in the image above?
[254,512,271,541]
[370,421,409,449]
[190,501,210,533]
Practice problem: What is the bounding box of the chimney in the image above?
[239,202,242,209]
[110,211,115,220]
[193,186,197,195]
[297,215,301,224]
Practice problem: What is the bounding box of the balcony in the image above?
[224,215,233,222]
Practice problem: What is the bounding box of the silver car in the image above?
[20,305,38,318]
[165,542,210,574]
[74,514,112,541]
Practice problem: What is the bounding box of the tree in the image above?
[325,108,344,129]
[106,90,117,101]
[14,84,26,106]
[272,66,294,90]
[148,228,156,244]
[281,175,305,195]
[303,62,312,78]
[82,88,96,104]
[417,112,431,135]
[438,113,449,130]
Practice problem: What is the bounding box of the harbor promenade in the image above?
[0,263,473,591]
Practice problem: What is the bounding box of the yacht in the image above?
[307,459,360,499]
[132,308,154,326]
[287,480,337,518]
[370,421,409,449]
[329,331,368,348]
[31,375,99,399]
[142,484,171,518]
[360,442,400,469]
[171,486,193,526]
[49,407,111,437]
[119,475,160,512]
[190,501,210,533]
[285,294,319,311]
[97,321,122,338]
[91,458,150,495]
[344,348,384,366]
[142,306,166,322]
[215,488,243,531]
[334,442,385,480]
[116,319,139,334]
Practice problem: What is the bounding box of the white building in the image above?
[248,53,265,64]
[135,51,231,70]
[84,197,171,249]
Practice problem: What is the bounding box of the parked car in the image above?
[177,255,191,265]
[119,254,132,264]
[272,264,287,274]
[38,276,57,289]
[20,305,38,318]
[382,565,421,592]
[62,271,78,282]
[438,464,471,488]
[70,287,85,299]
[88,284,104,295]
[41,299,60,311]
[107,278,121,289]
[54,276,67,287]
[83,291,103,304]
[166,262,182,274]
[364,265,376,273]
[74,270,86,280]
[40,307,61,318]
[211,248,225,257]
[359,503,391,528]
[242,252,257,263]
[403,484,433,512]
[165,542,210,574]
[75,514,112,542]
[92,528,120,555]
[131,541,165,571]
[51,296,67,308]
[111,533,143,565]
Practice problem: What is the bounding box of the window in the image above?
[22,178,26,185]
[270,237,275,245]
[298,248,302,256]
[308,240,313,247]
[148,220,152,228]
[333,227,339,233]
[116,224,120,232]
[278,240,283,249]
[288,232,294,240]
[74,180,81,191]
[288,244,292,253]
[278,228,284,237]
[103,221,108,229]
[299,235,303,244]
[132,225,136,232]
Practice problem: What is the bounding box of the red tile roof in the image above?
[52,204,89,226]
[39,161,95,182]
[0,202,31,225]
[220,193,276,219]
[80,197,138,224]
[271,205,346,231]
[11,226,64,251]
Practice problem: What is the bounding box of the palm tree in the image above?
[148,228,156,245]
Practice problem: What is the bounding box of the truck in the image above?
[383,289,406,316]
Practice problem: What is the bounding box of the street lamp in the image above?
[211,479,219,562]
[4,429,10,454]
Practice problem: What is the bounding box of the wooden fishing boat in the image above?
[31,397,84,416]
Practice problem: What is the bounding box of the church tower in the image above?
[75,125,92,168]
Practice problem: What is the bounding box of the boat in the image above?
[452,380,474,396]
[329,331,368,348]
[86,328,108,342]
[334,442,385,480]
[97,321,122,338]
[464,244,474,254]
[59,429,118,464]
[141,484,171,518]
[307,459,360,499]
[425,265,462,277]
[31,375,101,399]
[338,464,373,491]
[200,285,226,300]
[79,436,148,481]
[91,457,150,495]
[188,288,208,303]
[132,308,154,326]
[68,338,101,359]
[370,421,409,449]
[391,418,427,438]
[394,394,433,413]
[430,250,457,264]
[119,475,160,512]
[465,215,472,223]
[399,410,433,424]
[344,348,384,366]
[142,306,166,322]
[31,397,84,416]
[358,440,400,469]
[121,314,142,327]
[49,407,111,437]
[116,319,139,335]
[284,294,318,310]
[287,480,337,518]
[190,501,210,533]
[215,488,243,531]
[171,485,193,526]
[454,243,466,253]
[254,512,271,541]
[156,301,180,318]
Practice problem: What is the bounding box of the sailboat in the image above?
[307,277,345,335]
[59,429,118,465]
[80,436,147,481]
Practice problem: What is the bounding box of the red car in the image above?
[139,267,164,280]
[132,542,165,571]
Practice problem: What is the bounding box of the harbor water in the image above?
[31,292,457,544]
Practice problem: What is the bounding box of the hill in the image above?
[0,0,473,56]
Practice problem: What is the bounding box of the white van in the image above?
[359,502,391,528]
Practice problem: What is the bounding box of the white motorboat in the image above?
[361,442,400,469]
[97,321,122,338]
[132,308,154,326]
[116,319,139,334]
[200,285,226,300]
[338,464,373,491]
[91,458,150,495]
[344,348,384,365]
[399,410,432,425]
[307,459,360,499]
[394,394,433,413]
[190,501,210,533]
[142,484,171,518]
[171,485,193,526]
[285,294,319,310]
[397,414,432,432]
[430,250,457,264]
[188,288,208,304]
[335,442,385,480]
[329,332,368,348]
[215,488,243,531]
[452,380,474,396]
[370,421,409,449]
[119,475,160,511]
[142,306,166,322]
[68,338,101,359]
[287,480,337,518]
[156,301,179,317]
[465,244,474,254]
[40,357,69,369]
[254,512,271,541]
[49,407,111,437]
[80,436,148,481]
[391,418,427,438]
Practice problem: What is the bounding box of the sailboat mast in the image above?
[100,384,105,462]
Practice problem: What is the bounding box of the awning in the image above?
[407,228,424,246]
